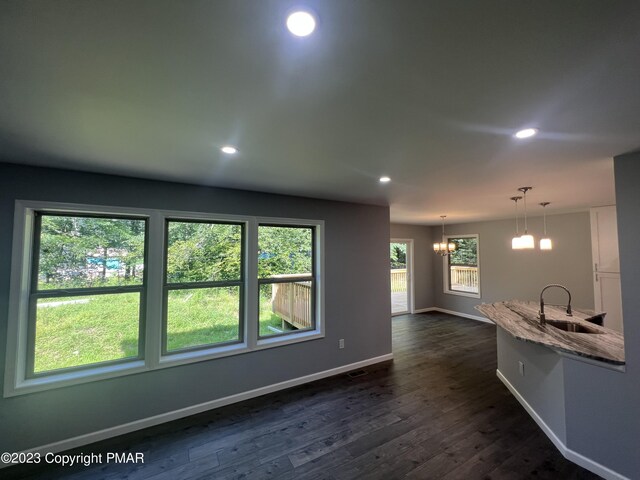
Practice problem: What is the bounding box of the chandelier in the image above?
[433,215,456,256]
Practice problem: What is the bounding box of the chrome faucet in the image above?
[539,284,573,325]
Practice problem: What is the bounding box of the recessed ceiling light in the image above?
[286,11,316,37]
[221,145,238,154]
[379,176,391,183]
[514,128,539,139]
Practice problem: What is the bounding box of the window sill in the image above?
[256,329,324,349]
[5,360,147,398]
[159,342,251,367]
[4,332,326,397]
[444,289,481,299]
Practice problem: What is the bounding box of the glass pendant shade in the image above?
[539,202,552,251]
[519,234,535,249]
[433,241,456,255]
[512,236,523,249]
[433,216,455,256]
[510,196,523,250]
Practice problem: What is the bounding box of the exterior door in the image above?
[390,239,413,315]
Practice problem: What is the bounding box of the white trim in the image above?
[443,289,481,299]
[255,218,325,343]
[413,307,437,314]
[497,370,629,480]
[2,353,393,467]
[390,238,415,315]
[401,307,492,324]
[144,211,164,371]
[442,233,481,299]
[433,307,493,324]
[246,217,259,349]
[4,200,326,397]
[413,307,494,324]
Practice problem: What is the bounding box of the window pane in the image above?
[259,282,313,337]
[448,237,477,266]
[166,287,240,351]
[258,226,312,278]
[448,237,479,294]
[167,222,242,283]
[37,215,145,290]
[34,293,140,373]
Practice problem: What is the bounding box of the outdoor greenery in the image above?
[34,293,140,372]
[166,287,241,351]
[167,222,242,283]
[449,237,478,266]
[390,243,406,269]
[38,215,145,289]
[33,215,313,372]
[258,226,313,278]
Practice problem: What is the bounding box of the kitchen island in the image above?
[475,300,626,479]
[476,300,625,365]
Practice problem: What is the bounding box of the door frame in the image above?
[390,238,414,316]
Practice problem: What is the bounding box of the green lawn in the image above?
[34,293,140,372]
[35,289,284,373]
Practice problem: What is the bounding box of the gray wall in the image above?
[561,152,640,478]
[431,213,595,317]
[0,163,392,452]
[390,223,434,311]
[496,328,566,443]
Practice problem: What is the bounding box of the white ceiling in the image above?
[1,1,639,224]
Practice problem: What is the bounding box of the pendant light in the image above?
[539,202,552,250]
[511,196,523,249]
[433,215,456,256]
[517,187,535,249]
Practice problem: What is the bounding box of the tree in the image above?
[39,216,87,286]
[390,243,406,269]
[449,238,477,266]
[166,222,242,283]
[38,215,145,289]
[257,226,312,278]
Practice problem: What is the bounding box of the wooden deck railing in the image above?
[272,281,313,330]
[450,265,478,291]
[391,268,407,292]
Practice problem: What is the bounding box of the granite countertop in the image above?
[476,300,625,365]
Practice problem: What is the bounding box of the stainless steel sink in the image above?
[584,313,606,326]
[545,319,603,334]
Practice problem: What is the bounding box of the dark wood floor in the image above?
[5,312,601,480]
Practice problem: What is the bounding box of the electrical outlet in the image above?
[518,361,525,376]
[339,338,345,349]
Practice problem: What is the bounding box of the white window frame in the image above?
[4,200,324,397]
[442,233,481,299]
[255,219,323,347]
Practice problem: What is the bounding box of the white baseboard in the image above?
[496,369,629,480]
[413,307,436,313]
[413,307,494,324]
[7,354,393,467]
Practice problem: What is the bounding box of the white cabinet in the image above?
[590,206,623,333]
[594,272,623,333]
[590,206,620,273]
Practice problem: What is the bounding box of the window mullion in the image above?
[144,211,165,369]
[246,218,259,349]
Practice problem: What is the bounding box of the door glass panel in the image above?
[390,242,408,314]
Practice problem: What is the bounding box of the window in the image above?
[164,220,244,352]
[258,225,315,338]
[29,213,147,376]
[444,234,480,297]
[5,201,324,396]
